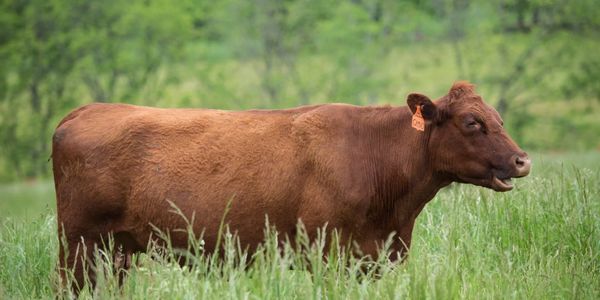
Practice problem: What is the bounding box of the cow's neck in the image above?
[359,106,448,228]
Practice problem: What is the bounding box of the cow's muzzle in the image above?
[512,154,531,178]
[490,153,531,192]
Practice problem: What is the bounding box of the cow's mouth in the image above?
[456,173,515,192]
[491,175,513,192]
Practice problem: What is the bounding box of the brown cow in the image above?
[52,81,530,289]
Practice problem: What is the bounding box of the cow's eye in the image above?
[462,115,483,132]
[465,120,480,130]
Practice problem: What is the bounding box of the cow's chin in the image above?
[456,174,514,192]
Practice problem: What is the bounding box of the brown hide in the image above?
[52,82,530,289]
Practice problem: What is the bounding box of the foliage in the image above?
[0,0,599,181]
[0,0,193,179]
[0,153,599,299]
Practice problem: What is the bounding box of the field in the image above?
[0,152,599,299]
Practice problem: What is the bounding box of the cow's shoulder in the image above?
[291,103,358,133]
[292,104,370,167]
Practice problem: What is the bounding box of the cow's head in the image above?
[407,81,531,191]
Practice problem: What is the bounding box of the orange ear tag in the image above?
[412,105,425,131]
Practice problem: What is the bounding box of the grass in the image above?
[0,181,54,220]
[0,152,599,299]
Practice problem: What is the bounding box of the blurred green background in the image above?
[0,0,599,181]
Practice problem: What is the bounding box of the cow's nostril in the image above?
[513,155,531,177]
[515,156,525,166]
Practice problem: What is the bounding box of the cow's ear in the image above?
[407,93,436,120]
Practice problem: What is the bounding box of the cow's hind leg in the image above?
[58,235,102,294]
[59,231,142,295]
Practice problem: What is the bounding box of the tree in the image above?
[0,0,195,179]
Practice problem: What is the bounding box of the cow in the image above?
[52,81,531,290]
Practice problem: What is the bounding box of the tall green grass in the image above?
[0,153,598,299]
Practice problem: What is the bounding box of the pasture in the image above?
[0,152,598,299]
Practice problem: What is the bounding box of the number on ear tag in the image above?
[412,105,425,131]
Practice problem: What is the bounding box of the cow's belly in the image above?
[119,154,305,253]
